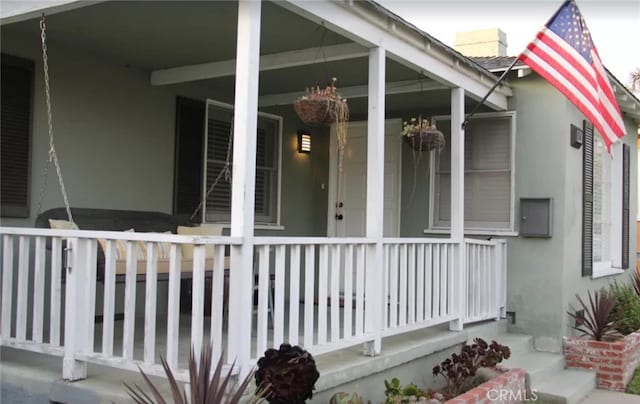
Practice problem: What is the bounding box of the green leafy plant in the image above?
[383,377,441,404]
[432,338,511,397]
[124,343,262,404]
[329,392,365,404]
[609,283,640,335]
[254,343,319,404]
[568,289,620,341]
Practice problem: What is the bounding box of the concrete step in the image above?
[534,368,597,404]
[502,351,566,386]
[488,333,533,356]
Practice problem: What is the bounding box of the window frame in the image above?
[201,99,283,227]
[426,111,517,235]
[591,139,624,278]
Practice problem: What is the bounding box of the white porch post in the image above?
[63,238,91,380]
[450,87,466,331]
[364,46,385,355]
[228,0,261,375]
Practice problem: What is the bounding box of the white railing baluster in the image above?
[288,245,300,345]
[32,237,46,343]
[355,245,365,335]
[440,244,448,319]
[304,245,315,348]
[389,244,398,328]
[399,244,407,327]
[1,235,14,339]
[256,245,270,355]
[211,245,225,365]
[16,236,30,341]
[274,245,286,347]
[50,237,62,346]
[123,242,137,360]
[191,245,206,359]
[144,242,158,365]
[102,240,116,356]
[86,240,98,353]
[424,244,432,321]
[318,245,328,345]
[416,244,424,322]
[166,243,181,369]
[408,244,416,325]
[330,245,340,342]
[433,244,441,319]
[343,244,353,339]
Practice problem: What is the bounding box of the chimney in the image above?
[454,28,508,57]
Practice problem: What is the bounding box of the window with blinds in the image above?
[431,112,515,231]
[1,54,34,218]
[203,101,280,224]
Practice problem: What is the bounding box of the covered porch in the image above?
[0,0,511,383]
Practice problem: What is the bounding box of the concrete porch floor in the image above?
[1,318,490,404]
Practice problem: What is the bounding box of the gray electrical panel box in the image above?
[520,198,553,238]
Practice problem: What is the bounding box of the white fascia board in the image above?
[258,79,447,107]
[279,0,510,111]
[0,1,104,25]
[151,42,368,86]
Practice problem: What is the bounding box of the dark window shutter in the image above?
[1,54,34,218]
[173,96,205,219]
[622,143,630,269]
[582,120,594,276]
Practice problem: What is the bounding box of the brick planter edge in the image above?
[444,368,528,404]
[564,332,640,391]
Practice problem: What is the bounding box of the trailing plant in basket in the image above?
[255,343,320,404]
[432,338,511,398]
[294,78,349,212]
[401,116,445,203]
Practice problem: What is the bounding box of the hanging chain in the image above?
[37,14,74,224]
[189,120,234,222]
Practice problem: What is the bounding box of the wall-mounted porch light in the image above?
[297,129,311,153]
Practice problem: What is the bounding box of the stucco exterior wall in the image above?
[0,31,329,237]
[506,74,637,351]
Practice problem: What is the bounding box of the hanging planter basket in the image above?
[294,98,342,126]
[294,78,349,127]
[403,129,446,152]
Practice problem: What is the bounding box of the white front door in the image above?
[328,119,402,237]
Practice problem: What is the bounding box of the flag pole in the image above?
[462,57,520,129]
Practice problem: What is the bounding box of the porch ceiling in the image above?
[1,0,500,115]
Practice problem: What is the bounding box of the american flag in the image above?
[519,0,626,151]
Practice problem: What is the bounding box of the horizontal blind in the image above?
[435,116,512,229]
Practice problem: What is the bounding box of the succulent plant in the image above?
[255,343,320,404]
[329,392,365,404]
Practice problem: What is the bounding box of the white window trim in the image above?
[427,111,517,233]
[202,98,283,227]
[592,141,623,278]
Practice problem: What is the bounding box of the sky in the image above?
[376,0,640,85]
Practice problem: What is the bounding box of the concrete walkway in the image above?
[579,389,640,403]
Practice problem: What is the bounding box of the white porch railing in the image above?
[0,227,507,382]
[463,238,507,324]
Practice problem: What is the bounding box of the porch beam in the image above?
[258,79,447,107]
[279,0,510,110]
[363,46,386,356]
[228,0,261,376]
[0,1,106,25]
[150,42,367,86]
[449,87,465,332]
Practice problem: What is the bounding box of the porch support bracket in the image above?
[363,46,386,356]
[228,0,261,377]
[449,87,465,332]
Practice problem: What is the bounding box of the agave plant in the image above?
[124,343,263,404]
[254,343,320,404]
[568,290,620,341]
